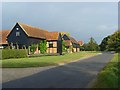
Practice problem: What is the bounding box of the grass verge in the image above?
[1,51,100,68]
[92,53,119,88]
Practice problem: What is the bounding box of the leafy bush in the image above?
[30,44,37,53]
[62,40,67,52]
[39,40,47,54]
[2,49,28,59]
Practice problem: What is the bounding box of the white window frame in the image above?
[16,32,20,36]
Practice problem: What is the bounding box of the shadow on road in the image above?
[2,53,114,88]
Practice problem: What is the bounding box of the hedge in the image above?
[2,49,28,59]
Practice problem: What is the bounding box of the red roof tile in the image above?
[78,40,84,46]
[46,32,59,41]
[0,30,10,45]
[68,36,79,44]
[18,22,48,39]
[18,22,60,40]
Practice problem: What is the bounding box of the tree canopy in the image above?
[99,36,110,51]
[99,30,120,52]
[83,37,99,51]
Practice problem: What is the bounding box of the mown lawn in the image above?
[93,53,119,88]
[1,51,100,68]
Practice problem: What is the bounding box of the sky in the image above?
[2,2,118,44]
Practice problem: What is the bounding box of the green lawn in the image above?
[1,51,100,68]
[93,53,119,88]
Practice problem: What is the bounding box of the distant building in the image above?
[62,34,80,52]
[78,40,84,46]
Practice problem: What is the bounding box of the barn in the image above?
[7,22,62,54]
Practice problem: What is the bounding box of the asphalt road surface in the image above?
[2,52,114,88]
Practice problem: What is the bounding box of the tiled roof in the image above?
[18,22,60,40]
[63,34,79,45]
[68,36,79,44]
[0,30,10,45]
[18,22,48,39]
[64,40,71,46]
[46,32,59,41]
[78,40,84,46]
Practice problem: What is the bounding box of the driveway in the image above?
[2,53,114,88]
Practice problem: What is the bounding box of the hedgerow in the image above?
[2,49,28,59]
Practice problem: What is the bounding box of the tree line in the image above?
[81,30,120,52]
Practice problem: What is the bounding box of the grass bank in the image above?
[1,51,100,68]
[93,53,119,88]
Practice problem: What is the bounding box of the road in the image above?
[2,53,114,88]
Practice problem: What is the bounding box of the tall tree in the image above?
[107,30,120,52]
[100,30,120,52]
[87,37,99,51]
[83,37,99,51]
[99,36,110,51]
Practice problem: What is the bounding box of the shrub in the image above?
[62,40,67,52]
[39,40,47,54]
[2,49,28,59]
[30,44,37,53]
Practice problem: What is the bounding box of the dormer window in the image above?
[16,28,19,30]
[16,32,20,36]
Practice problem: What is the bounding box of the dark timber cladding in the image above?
[7,22,47,48]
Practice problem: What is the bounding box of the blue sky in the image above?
[2,2,118,44]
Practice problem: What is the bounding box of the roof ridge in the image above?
[17,22,48,32]
[49,31,59,33]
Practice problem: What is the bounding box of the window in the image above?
[16,28,19,30]
[16,32,20,36]
[49,42,53,48]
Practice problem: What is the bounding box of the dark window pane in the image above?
[49,43,53,48]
